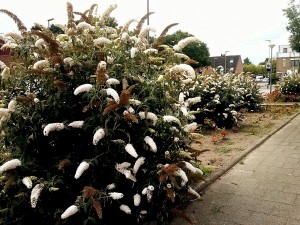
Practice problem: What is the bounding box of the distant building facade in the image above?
[209,55,243,74]
[276,45,300,74]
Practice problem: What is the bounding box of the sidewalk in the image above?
[172,113,300,225]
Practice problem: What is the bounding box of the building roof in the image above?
[209,55,241,72]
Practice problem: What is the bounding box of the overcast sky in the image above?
[0,0,291,64]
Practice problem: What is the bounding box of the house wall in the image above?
[235,57,243,74]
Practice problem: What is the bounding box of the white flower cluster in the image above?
[74,84,94,95]
[68,120,84,129]
[74,161,90,179]
[33,60,49,70]
[0,159,21,174]
[106,88,120,104]
[163,115,181,125]
[43,123,65,136]
[173,36,198,52]
[142,185,155,202]
[31,183,44,208]
[92,128,105,145]
[61,205,79,219]
[124,144,138,158]
[144,136,157,152]
[170,64,196,80]
[138,111,158,125]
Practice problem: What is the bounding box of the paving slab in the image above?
[172,113,300,225]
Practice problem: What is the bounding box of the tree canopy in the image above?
[162,30,210,68]
[283,0,300,52]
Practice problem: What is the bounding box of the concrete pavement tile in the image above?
[244,212,288,225]
[275,175,300,185]
[212,205,253,225]
[249,171,276,181]
[257,165,294,176]
[260,160,285,168]
[225,195,261,211]
[207,181,239,195]
[295,195,300,205]
[286,219,300,225]
[283,162,300,169]
[263,190,297,205]
[289,204,300,220]
[269,201,295,218]
[292,169,300,176]
[283,184,300,195]
[226,169,254,178]
[234,186,267,199]
[252,180,287,192]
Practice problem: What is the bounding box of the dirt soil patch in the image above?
[191,104,300,177]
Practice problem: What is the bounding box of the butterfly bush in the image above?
[278,73,300,101]
[0,2,204,225]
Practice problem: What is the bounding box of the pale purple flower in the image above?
[183,122,198,133]
[35,38,46,48]
[106,88,120,104]
[138,26,156,39]
[93,37,112,46]
[188,186,201,200]
[74,161,90,179]
[133,193,141,206]
[163,115,181,125]
[43,123,64,136]
[99,4,117,24]
[173,37,198,52]
[170,64,195,79]
[175,169,188,186]
[93,128,105,145]
[30,183,44,208]
[0,108,10,117]
[108,192,124,200]
[106,78,120,85]
[8,99,17,112]
[77,22,95,31]
[133,157,145,174]
[120,204,131,214]
[22,177,32,189]
[0,159,21,174]
[183,161,203,175]
[106,183,116,190]
[144,136,157,153]
[33,60,49,69]
[61,205,79,219]
[1,67,10,80]
[68,121,84,129]
[125,144,138,158]
[74,84,94,95]
[130,47,139,58]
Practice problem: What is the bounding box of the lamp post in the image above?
[146,0,149,42]
[224,50,229,73]
[47,18,54,28]
[269,44,275,93]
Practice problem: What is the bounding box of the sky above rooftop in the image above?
[0,0,291,64]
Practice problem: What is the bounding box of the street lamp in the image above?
[269,43,275,93]
[47,18,54,28]
[224,50,229,73]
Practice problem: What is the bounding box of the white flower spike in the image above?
[0,159,21,174]
[43,123,64,136]
[92,128,105,145]
[74,84,94,95]
[144,136,157,153]
[124,144,138,158]
[61,205,79,219]
[74,161,90,179]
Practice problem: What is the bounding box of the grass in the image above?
[200,165,214,177]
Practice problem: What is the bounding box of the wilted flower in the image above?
[73,84,94,95]
[138,26,156,39]
[120,204,131,214]
[175,169,188,186]
[133,193,141,206]
[68,120,84,129]
[61,205,79,219]
[98,4,117,24]
[124,144,138,158]
[108,192,124,200]
[0,159,21,174]
[43,123,64,136]
[144,136,157,152]
[106,88,120,104]
[92,128,105,145]
[22,176,32,189]
[30,183,44,208]
[0,108,10,118]
[74,161,90,179]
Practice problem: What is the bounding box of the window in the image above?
[283,48,288,53]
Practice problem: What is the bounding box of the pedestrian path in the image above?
[172,114,300,225]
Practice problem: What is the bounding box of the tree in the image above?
[243,57,252,65]
[162,30,210,68]
[283,0,300,52]
[284,0,300,72]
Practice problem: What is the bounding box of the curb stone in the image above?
[193,110,300,193]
